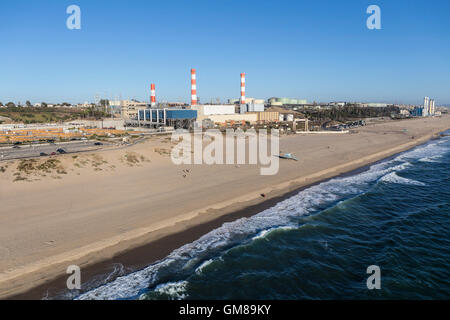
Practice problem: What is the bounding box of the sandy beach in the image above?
[0,116,449,299]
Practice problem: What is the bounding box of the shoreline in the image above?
[6,128,446,300]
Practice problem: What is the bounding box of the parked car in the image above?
[94,142,103,146]
[40,152,48,156]
[50,152,57,156]
[56,148,66,154]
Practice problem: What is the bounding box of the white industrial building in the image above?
[192,104,264,125]
[240,103,265,114]
[192,105,236,116]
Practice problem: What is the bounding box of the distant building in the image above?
[191,105,236,117]
[229,97,265,105]
[248,111,280,123]
[330,102,346,107]
[121,101,149,119]
[240,103,265,114]
[366,103,389,108]
[423,97,430,117]
[132,109,197,129]
[411,106,424,117]
[268,97,308,106]
[421,97,437,116]
[429,99,436,115]
[200,113,258,125]
[399,109,411,116]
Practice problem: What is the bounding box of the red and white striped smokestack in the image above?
[240,73,246,105]
[150,83,156,107]
[191,69,197,106]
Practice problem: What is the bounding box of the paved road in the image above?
[0,141,108,161]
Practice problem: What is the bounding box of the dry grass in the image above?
[120,152,150,167]
[13,158,67,182]
[154,147,171,157]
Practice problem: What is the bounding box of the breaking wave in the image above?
[141,281,189,300]
[380,172,426,186]
[418,155,443,163]
[195,259,215,275]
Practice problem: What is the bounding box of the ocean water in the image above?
[78,131,450,300]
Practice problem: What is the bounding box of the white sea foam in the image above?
[380,172,426,186]
[140,281,189,300]
[252,226,296,241]
[418,155,443,163]
[396,140,448,162]
[77,137,448,300]
[195,259,215,274]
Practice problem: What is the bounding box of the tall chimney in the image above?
[240,73,246,105]
[191,69,197,106]
[150,83,156,107]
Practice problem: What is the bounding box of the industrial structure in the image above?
[136,108,197,129]
[240,73,246,105]
[150,84,156,107]
[191,69,197,106]
[124,68,297,129]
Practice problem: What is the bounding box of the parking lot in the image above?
[0,141,107,161]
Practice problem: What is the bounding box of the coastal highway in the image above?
[0,141,108,161]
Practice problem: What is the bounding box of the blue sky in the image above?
[0,0,449,105]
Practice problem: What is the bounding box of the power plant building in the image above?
[136,108,197,129]
[248,111,280,123]
[201,113,258,125]
[192,105,236,116]
[240,103,265,113]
